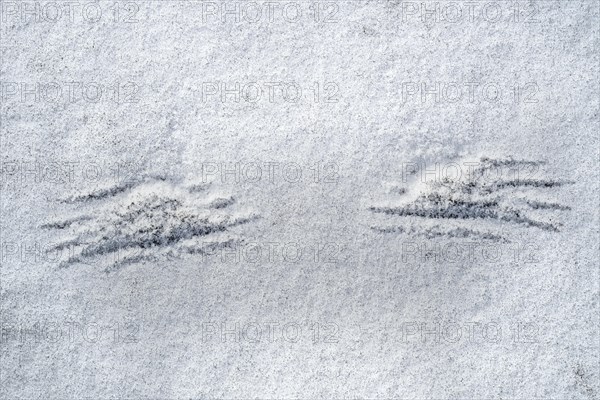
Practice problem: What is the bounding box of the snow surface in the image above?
[1,1,599,398]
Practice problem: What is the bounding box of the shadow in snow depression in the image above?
[42,176,259,272]
[369,157,572,242]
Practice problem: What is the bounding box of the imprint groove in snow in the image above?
[43,177,258,271]
[370,157,572,240]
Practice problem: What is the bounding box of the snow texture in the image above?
[1,0,599,399]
